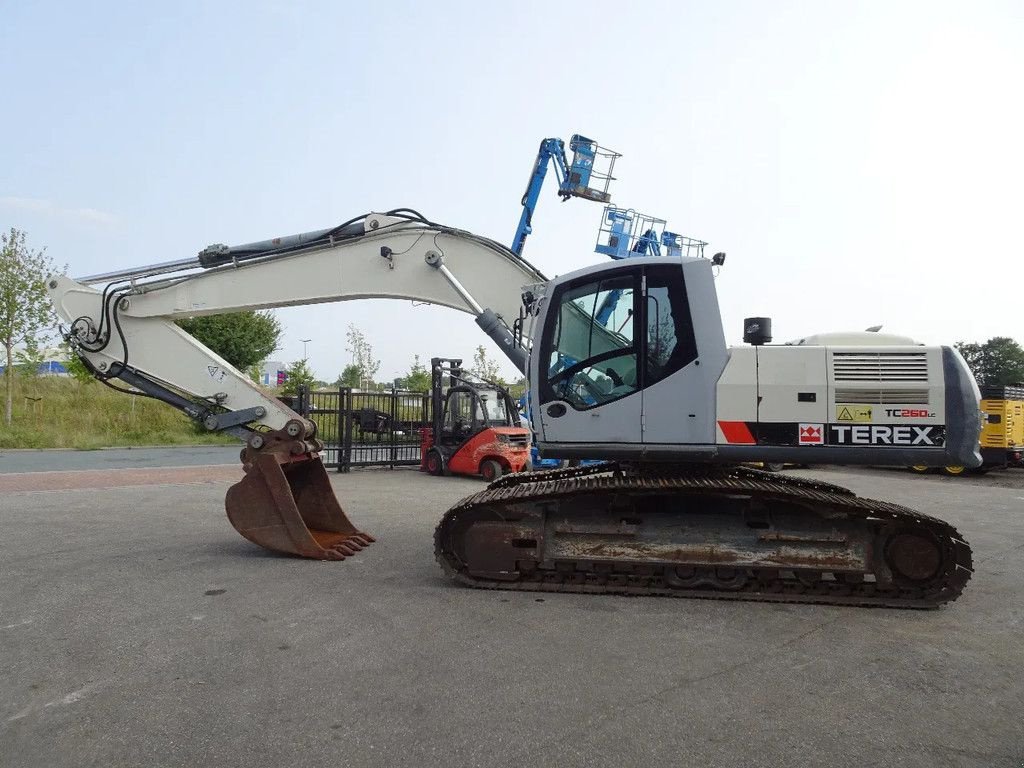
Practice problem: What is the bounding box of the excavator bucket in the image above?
[225,452,374,559]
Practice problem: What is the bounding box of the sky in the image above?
[1,0,1021,382]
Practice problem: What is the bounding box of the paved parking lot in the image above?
[1,463,1022,767]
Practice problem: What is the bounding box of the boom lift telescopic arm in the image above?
[511,135,618,257]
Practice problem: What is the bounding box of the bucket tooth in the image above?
[225,451,372,560]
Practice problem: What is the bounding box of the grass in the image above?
[0,374,238,450]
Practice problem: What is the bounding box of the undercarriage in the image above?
[434,464,973,608]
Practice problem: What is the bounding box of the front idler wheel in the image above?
[884,529,943,585]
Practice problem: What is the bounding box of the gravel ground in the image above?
[1,463,1021,768]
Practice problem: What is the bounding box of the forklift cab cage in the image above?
[443,384,517,440]
[431,358,519,442]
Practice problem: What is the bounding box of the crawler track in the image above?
[434,465,972,608]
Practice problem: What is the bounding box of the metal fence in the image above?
[295,386,431,472]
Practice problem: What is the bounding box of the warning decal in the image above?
[836,405,872,423]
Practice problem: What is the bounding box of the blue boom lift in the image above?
[511,135,620,256]
[594,206,709,261]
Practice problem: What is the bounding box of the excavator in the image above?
[49,209,980,608]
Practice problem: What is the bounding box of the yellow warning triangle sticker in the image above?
[838,407,853,421]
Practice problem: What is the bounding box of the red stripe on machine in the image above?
[717,420,756,444]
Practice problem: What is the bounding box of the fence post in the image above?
[339,387,348,473]
[389,388,398,470]
[341,387,352,473]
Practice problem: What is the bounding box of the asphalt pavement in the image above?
[0,446,240,473]
[1,464,1022,767]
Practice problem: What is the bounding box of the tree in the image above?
[177,311,281,373]
[333,363,362,388]
[344,325,379,388]
[1,228,56,425]
[280,359,316,395]
[471,345,506,386]
[404,355,431,392]
[14,347,46,377]
[176,311,281,372]
[506,376,528,401]
[956,342,983,378]
[955,337,1024,387]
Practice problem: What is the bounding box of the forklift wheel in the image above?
[480,459,504,482]
[425,449,445,477]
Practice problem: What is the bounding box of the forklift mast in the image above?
[429,357,464,437]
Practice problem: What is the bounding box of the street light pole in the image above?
[300,338,311,360]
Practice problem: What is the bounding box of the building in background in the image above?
[0,346,70,377]
[36,360,68,376]
[0,360,69,376]
[259,360,287,387]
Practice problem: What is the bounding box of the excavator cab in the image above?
[530,255,724,455]
[423,358,531,481]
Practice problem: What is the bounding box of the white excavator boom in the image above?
[49,212,542,437]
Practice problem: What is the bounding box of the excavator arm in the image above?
[50,212,541,436]
[48,211,544,559]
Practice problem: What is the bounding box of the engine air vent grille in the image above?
[831,352,929,383]
[834,389,930,405]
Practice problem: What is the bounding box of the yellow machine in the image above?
[913,384,1023,475]
[979,385,1024,468]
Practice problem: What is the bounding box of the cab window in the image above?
[542,272,639,410]
[644,264,698,386]
[477,390,510,426]
[444,389,475,437]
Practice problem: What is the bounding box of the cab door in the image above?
[639,260,729,446]
[533,265,643,445]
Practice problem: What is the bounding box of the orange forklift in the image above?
[420,358,531,481]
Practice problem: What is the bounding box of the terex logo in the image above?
[831,424,944,446]
[798,423,824,445]
[884,408,936,418]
